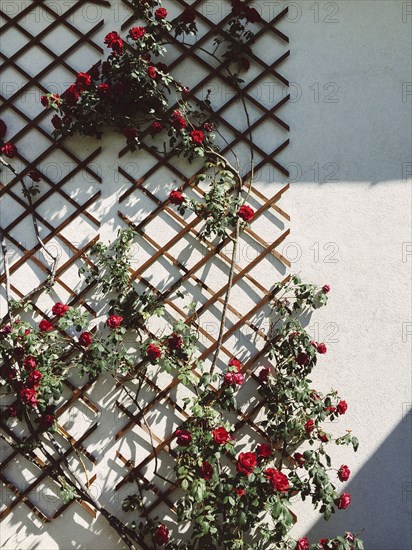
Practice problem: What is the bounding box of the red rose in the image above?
[224,371,244,386]
[316,342,327,354]
[169,190,185,205]
[151,121,163,134]
[39,320,54,332]
[237,205,255,222]
[296,351,309,366]
[337,400,348,415]
[319,540,329,549]
[155,7,167,20]
[51,115,62,130]
[236,452,257,476]
[338,464,351,482]
[129,26,146,40]
[324,405,336,413]
[293,452,305,466]
[322,284,330,293]
[123,127,138,140]
[62,84,79,107]
[147,65,157,79]
[76,72,92,89]
[79,332,93,348]
[337,492,351,509]
[310,390,320,400]
[229,357,241,371]
[264,467,289,492]
[199,461,213,480]
[257,443,272,458]
[0,119,7,138]
[259,367,270,382]
[245,6,261,23]
[182,86,190,95]
[104,31,124,53]
[20,387,38,407]
[175,429,192,446]
[1,143,17,158]
[305,419,315,435]
[239,57,251,71]
[155,524,169,546]
[28,170,41,182]
[190,130,204,144]
[168,333,183,350]
[98,83,110,94]
[172,110,187,130]
[235,487,245,497]
[318,432,329,443]
[146,343,162,361]
[27,370,42,387]
[40,95,49,107]
[203,122,214,132]
[39,414,55,429]
[180,7,196,23]
[106,315,123,329]
[211,427,230,445]
[7,405,17,418]
[23,356,37,370]
[296,537,310,550]
[52,302,69,317]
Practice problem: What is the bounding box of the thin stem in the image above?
[0,227,11,322]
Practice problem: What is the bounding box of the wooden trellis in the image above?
[0,0,290,540]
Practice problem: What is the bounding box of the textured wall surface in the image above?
[0,1,411,550]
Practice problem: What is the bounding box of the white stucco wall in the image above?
[0,1,411,550]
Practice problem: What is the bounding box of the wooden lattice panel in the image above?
[0,0,291,542]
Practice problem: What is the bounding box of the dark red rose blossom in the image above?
[211,427,230,445]
[52,302,69,317]
[295,537,310,550]
[180,7,196,23]
[168,333,183,350]
[7,405,17,418]
[39,320,54,332]
[338,464,351,482]
[39,414,55,429]
[0,365,16,381]
[1,143,17,158]
[27,370,42,387]
[155,7,167,20]
[98,83,110,94]
[14,346,25,360]
[199,461,213,480]
[51,115,62,130]
[20,387,38,407]
[175,429,192,446]
[40,95,49,107]
[264,468,289,492]
[23,356,37,370]
[258,367,270,382]
[106,315,123,329]
[237,204,255,222]
[337,492,351,509]
[0,119,7,138]
[319,540,329,549]
[129,26,146,40]
[140,53,151,63]
[224,371,244,386]
[150,121,163,134]
[172,110,187,130]
[296,351,309,366]
[316,342,327,354]
[257,443,272,458]
[322,284,330,293]
[79,332,93,348]
[154,524,169,546]
[236,452,257,476]
[190,129,204,144]
[229,357,241,371]
[62,84,79,107]
[244,6,261,23]
[76,72,92,89]
[235,487,245,497]
[146,343,162,361]
[318,432,329,443]
[147,65,157,79]
[203,122,214,132]
[324,405,336,413]
[337,400,348,415]
[169,190,185,205]
[304,419,315,435]
[28,170,41,182]
[310,390,320,400]
[104,31,124,53]
[123,127,138,139]
[239,57,251,71]
[293,452,305,466]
